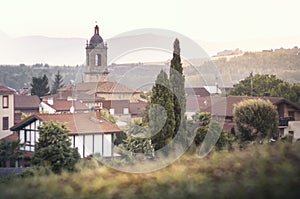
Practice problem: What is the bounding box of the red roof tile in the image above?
[11,112,122,134]
[14,95,40,109]
[202,95,300,117]
[96,81,139,93]
[45,99,89,111]
[0,85,15,94]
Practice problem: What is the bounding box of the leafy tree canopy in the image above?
[231,73,300,105]
[192,112,230,151]
[233,99,278,142]
[0,139,20,167]
[31,122,80,174]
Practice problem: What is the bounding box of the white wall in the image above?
[284,121,300,141]
[71,134,113,158]
[17,119,114,158]
[39,102,56,114]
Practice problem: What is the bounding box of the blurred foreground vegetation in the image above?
[1,142,300,199]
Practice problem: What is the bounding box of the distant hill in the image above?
[212,47,300,86]
[2,28,300,66]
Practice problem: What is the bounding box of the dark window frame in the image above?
[2,95,9,108]
[2,117,9,130]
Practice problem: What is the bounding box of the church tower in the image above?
[84,25,109,82]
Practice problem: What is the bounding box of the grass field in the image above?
[1,142,300,199]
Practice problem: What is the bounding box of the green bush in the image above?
[1,143,300,199]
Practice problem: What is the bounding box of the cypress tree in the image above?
[149,70,175,150]
[51,70,64,94]
[30,74,50,97]
[169,38,186,135]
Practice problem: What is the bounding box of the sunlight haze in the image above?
[1,0,300,41]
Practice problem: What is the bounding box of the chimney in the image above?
[48,97,54,105]
[70,106,75,113]
[94,106,102,119]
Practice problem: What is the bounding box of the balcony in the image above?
[279,116,295,127]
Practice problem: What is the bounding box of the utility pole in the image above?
[250,72,253,96]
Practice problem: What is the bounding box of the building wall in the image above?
[0,94,14,139]
[86,45,107,69]
[19,120,40,151]
[39,102,56,114]
[17,119,115,158]
[102,100,130,115]
[283,121,300,141]
[69,134,113,158]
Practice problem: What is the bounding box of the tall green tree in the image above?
[30,74,50,97]
[291,83,300,105]
[51,71,64,94]
[233,99,278,142]
[270,82,296,101]
[31,122,80,174]
[231,73,300,105]
[169,38,186,135]
[230,74,284,96]
[149,70,175,150]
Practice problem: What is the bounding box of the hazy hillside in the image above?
[213,47,300,85]
[1,47,300,90]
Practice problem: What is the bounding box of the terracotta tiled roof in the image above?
[96,81,139,93]
[11,112,122,134]
[202,95,300,117]
[74,82,98,91]
[0,85,15,94]
[45,99,89,111]
[14,95,40,109]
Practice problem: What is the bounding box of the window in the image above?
[123,108,129,114]
[2,117,8,130]
[288,111,295,120]
[95,54,101,66]
[2,95,8,108]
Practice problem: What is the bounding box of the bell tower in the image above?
[84,25,109,82]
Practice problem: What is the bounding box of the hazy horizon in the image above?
[1,0,300,65]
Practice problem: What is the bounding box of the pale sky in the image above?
[1,0,300,42]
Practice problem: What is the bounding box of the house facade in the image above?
[14,95,40,125]
[202,95,300,140]
[10,112,123,165]
[0,85,15,139]
[39,98,90,114]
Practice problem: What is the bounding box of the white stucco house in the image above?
[10,112,123,165]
